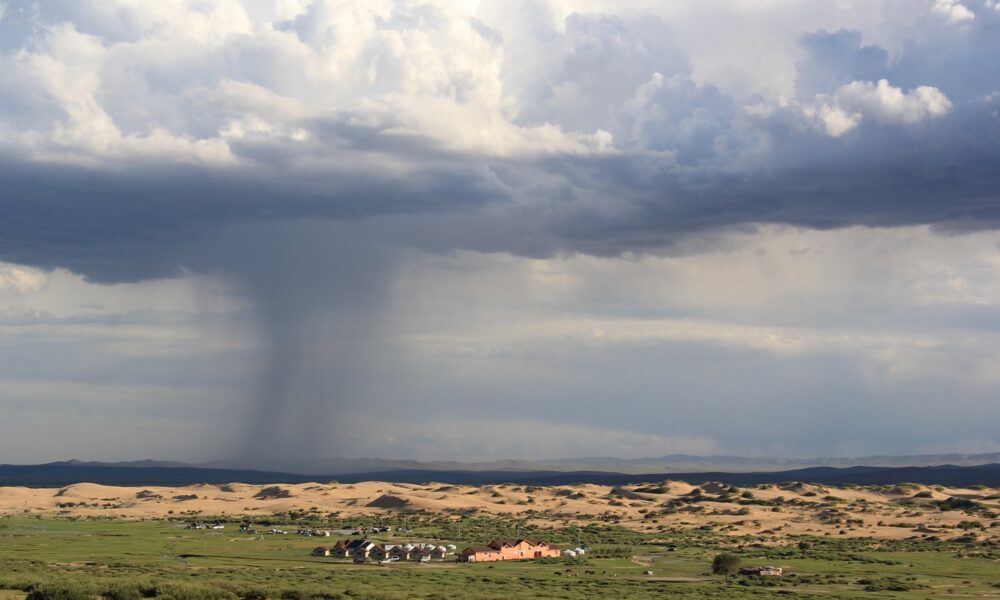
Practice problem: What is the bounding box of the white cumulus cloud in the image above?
[0,263,46,294]
[932,0,976,22]
[808,78,952,136]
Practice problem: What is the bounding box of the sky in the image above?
[2,0,1000,464]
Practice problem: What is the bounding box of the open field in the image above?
[1,480,999,599]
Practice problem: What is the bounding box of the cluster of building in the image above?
[740,566,784,577]
[296,528,331,537]
[314,540,458,563]
[313,538,565,564]
[184,522,225,530]
[233,523,289,535]
[348,526,393,535]
[458,539,561,562]
[232,526,332,537]
[560,546,588,558]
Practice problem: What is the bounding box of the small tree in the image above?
[798,541,811,557]
[711,552,742,583]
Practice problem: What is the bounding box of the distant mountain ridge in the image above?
[4,461,1000,488]
[31,452,1000,476]
[537,452,1000,472]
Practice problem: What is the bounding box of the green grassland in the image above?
[0,515,998,599]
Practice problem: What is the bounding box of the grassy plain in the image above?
[1,480,999,599]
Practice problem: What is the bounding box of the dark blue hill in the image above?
[0,463,316,487]
[3,461,1000,488]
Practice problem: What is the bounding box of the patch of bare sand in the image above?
[1,480,996,544]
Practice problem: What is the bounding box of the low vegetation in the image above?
[2,479,1000,599]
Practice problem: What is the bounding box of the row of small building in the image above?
[313,539,455,562]
[313,538,573,563]
[741,566,783,577]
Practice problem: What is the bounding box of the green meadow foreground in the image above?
[1,480,999,599]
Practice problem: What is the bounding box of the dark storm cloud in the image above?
[2,114,999,282]
[2,0,1000,460]
[0,2,997,282]
[0,146,510,282]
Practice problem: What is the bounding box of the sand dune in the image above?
[2,480,997,543]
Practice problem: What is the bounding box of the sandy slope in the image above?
[1,480,997,543]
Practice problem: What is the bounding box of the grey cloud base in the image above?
[2,0,1000,461]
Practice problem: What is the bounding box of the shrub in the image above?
[937,497,980,512]
[26,583,96,600]
[858,577,916,592]
[102,582,144,600]
[156,583,237,600]
[711,553,742,582]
